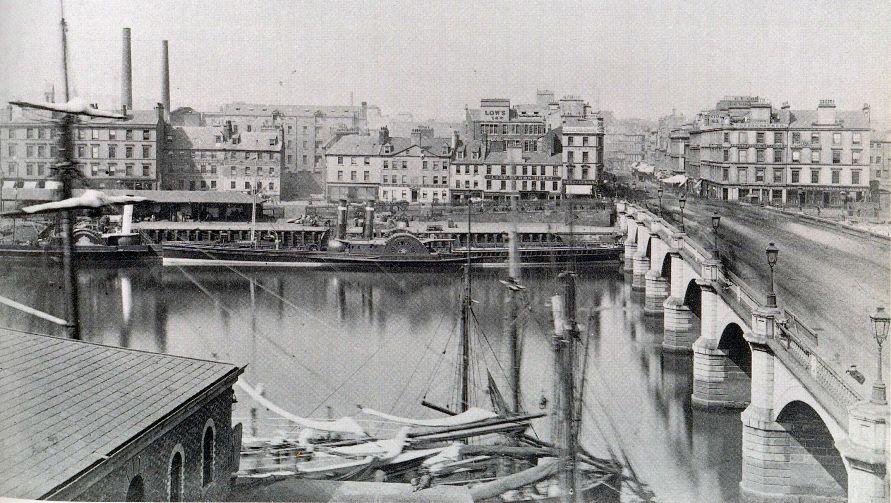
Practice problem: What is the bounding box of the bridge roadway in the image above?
[654,196,890,389]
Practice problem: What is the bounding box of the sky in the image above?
[1,0,889,127]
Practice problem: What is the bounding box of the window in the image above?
[567,136,574,146]
[401,161,407,169]
[422,161,428,170]
[26,128,35,139]
[582,136,589,146]
[91,145,99,158]
[738,132,747,144]
[26,163,34,176]
[91,163,99,176]
[791,170,800,183]
[337,171,343,181]
[723,132,730,143]
[382,175,388,183]
[231,180,236,189]
[723,150,729,161]
[831,170,840,184]
[37,163,45,176]
[37,145,45,158]
[269,167,275,175]
[350,157,356,165]
[853,133,861,145]
[792,150,800,163]
[142,164,149,176]
[756,150,765,162]
[737,167,748,182]
[792,132,801,143]
[109,130,117,140]
[833,133,841,145]
[853,151,861,163]
[268,182,274,190]
[773,132,783,144]
[811,151,821,163]
[142,130,150,140]
[852,170,861,184]
[108,145,116,158]
[363,171,370,181]
[756,132,765,144]
[722,167,729,181]
[364,157,370,165]
[245,181,251,190]
[755,169,764,182]
[772,169,782,183]
[582,152,589,163]
[27,145,34,157]
[433,176,438,185]
[350,171,356,181]
[169,449,183,501]
[211,180,217,189]
[126,146,133,158]
[811,170,819,183]
[832,151,841,164]
[738,150,747,162]
[7,144,15,157]
[567,151,574,163]
[245,167,252,176]
[125,129,133,141]
[142,145,150,158]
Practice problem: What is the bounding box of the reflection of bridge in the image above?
[618,202,888,503]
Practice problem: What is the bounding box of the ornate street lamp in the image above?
[657,187,664,217]
[869,306,890,404]
[679,194,687,233]
[765,242,778,307]
[711,212,721,259]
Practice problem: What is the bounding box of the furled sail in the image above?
[329,427,411,460]
[359,406,497,427]
[237,379,366,437]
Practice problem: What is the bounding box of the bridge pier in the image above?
[663,247,694,352]
[837,400,889,503]
[644,270,668,314]
[631,254,649,291]
[623,241,637,273]
[692,279,729,408]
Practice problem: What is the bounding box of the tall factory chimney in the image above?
[121,28,132,113]
[161,40,171,122]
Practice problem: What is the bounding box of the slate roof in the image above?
[326,135,451,157]
[787,109,870,129]
[0,330,241,499]
[169,126,280,151]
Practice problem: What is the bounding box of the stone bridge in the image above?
[618,202,888,503]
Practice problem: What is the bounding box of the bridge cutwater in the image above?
[617,201,889,503]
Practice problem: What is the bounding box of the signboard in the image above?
[481,107,509,122]
[485,175,560,181]
[565,184,593,195]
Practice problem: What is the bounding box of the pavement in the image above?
[640,195,890,391]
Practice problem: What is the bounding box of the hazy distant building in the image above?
[667,127,691,175]
[163,124,282,201]
[870,131,891,207]
[324,126,453,203]
[690,96,871,205]
[0,104,164,191]
[604,124,646,173]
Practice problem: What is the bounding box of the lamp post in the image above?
[765,242,778,308]
[678,194,686,233]
[711,212,721,259]
[869,307,889,404]
[657,187,664,217]
[840,191,848,221]
[631,181,637,203]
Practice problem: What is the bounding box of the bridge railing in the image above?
[626,203,864,420]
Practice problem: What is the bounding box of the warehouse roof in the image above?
[0,329,241,499]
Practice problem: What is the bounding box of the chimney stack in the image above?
[336,199,348,239]
[161,40,171,122]
[363,201,375,239]
[121,28,132,111]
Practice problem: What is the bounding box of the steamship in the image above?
[162,200,622,269]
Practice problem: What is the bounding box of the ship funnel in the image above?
[336,199,348,239]
[363,201,375,239]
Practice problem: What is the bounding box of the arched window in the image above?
[202,424,215,487]
[169,450,183,501]
[126,475,144,502]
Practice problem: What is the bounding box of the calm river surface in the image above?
[0,261,742,502]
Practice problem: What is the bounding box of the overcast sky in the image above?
[1,0,889,127]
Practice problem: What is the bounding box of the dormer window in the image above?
[384,144,393,154]
[441,145,448,155]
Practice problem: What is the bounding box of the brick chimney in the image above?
[816,99,837,125]
[378,126,389,144]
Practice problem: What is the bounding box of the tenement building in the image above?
[324,126,453,203]
[163,124,283,201]
[690,97,871,206]
[450,118,604,201]
[0,104,165,191]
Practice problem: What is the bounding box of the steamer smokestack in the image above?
[161,40,170,121]
[121,28,132,112]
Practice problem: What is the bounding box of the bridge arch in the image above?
[682,279,701,319]
[659,253,672,279]
[716,322,751,404]
[774,400,849,501]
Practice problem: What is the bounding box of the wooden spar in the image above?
[458,445,556,459]
[469,460,559,502]
[506,194,521,414]
[460,200,472,412]
[554,272,579,503]
[0,294,68,326]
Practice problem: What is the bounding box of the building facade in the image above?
[325,126,453,203]
[690,97,871,206]
[1,105,164,191]
[163,125,283,201]
[668,128,690,174]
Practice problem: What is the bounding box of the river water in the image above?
[0,261,743,502]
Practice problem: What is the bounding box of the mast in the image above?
[250,150,259,245]
[552,272,579,503]
[505,194,521,414]
[459,199,472,412]
[57,0,80,340]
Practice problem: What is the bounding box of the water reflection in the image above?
[0,262,742,502]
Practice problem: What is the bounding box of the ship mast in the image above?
[505,194,521,414]
[459,198,472,412]
[552,272,579,503]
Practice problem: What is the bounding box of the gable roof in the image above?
[326,135,451,157]
[169,126,280,151]
[0,330,241,499]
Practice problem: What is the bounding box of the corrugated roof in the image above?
[0,329,240,499]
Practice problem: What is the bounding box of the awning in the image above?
[660,175,688,185]
[565,184,593,195]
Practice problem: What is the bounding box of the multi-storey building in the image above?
[690,97,871,206]
[604,127,646,173]
[450,118,604,201]
[668,127,691,175]
[1,105,164,191]
[463,93,596,154]
[870,131,891,188]
[163,125,283,201]
[324,126,452,203]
